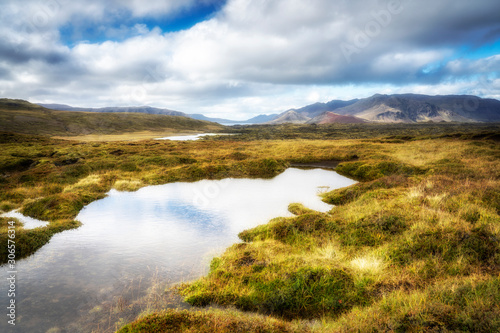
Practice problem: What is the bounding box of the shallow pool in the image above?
[0,168,355,332]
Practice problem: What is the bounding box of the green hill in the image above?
[0,99,224,136]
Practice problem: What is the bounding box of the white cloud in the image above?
[373,50,451,74]
[446,55,500,76]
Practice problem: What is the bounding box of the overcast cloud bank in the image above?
[0,0,499,119]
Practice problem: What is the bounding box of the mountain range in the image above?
[39,103,278,125]
[269,94,500,124]
[39,94,500,125]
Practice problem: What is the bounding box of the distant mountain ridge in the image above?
[35,93,500,125]
[40,104,188,117]
[267,99,361,124]
[189,113,278,124]
[309,112,367,124]
[39,103,276,125]
[267,110,311,124]
[294,99,359,118]
[269,94,500,124]
[267,109,367,125]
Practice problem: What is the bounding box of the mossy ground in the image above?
[0,124,499,332]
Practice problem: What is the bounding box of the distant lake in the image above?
[0,168,355,333]
[156,133,225,141]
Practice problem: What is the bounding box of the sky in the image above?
[0,0,499,120]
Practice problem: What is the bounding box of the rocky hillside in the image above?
[266,110,312,124]
[270,94,500,124]
[333,94,500,123]
[308,112,367,124]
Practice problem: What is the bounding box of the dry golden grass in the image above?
[114,179,145,192]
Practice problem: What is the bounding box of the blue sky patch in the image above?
[461,39,500,60]
[59,1,226,46]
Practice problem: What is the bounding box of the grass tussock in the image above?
[329,276,500,332]
[180,241,362,319]
[114,179,145,192]
[321,175,409,206]
[118,308,308,333]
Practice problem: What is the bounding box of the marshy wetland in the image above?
[0,123,499,332]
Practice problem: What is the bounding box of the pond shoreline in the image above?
[1,167,355,332]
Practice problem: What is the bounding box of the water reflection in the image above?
[0,168,355,332]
